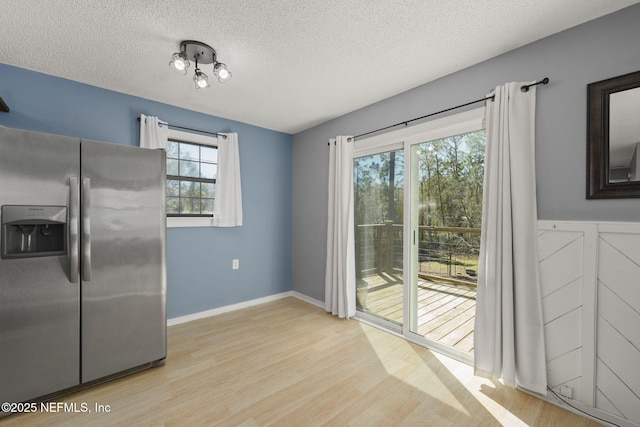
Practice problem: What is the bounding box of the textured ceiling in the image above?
[1,0,638,134]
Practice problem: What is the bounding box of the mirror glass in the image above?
[587,70,640,198]
[609,87,640,183]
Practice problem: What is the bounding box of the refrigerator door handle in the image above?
[82,177,92,281]
[69,177,79,283]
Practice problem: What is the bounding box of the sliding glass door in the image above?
[353,148,404,329]
[408,130,484,360]
[352,108,485,363]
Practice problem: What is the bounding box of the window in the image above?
[166,140,217,216]
[165,129,218,228]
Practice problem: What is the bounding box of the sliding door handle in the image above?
[69,177,79,283]
[82,177,91,281]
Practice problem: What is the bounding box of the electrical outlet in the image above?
[559,385,573,399]
[232,259,239,270]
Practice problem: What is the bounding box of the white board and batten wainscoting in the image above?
[538,220,640,427]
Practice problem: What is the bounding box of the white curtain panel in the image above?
[474,82,547,395]
[212,132,243,227]
[139,114,168,149]
[325,136,356,319]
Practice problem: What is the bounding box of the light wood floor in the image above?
[2,297,601,426]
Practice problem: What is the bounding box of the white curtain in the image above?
[474,82,547,395]
[325,136,356,319]
[139,114,168,149]
[212,132,243,227]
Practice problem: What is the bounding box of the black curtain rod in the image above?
[137,117,227,139]
[334,77,549,143]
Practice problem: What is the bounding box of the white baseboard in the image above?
[167,291,293,327]
[291,291,324,309]
[167,291,324,327]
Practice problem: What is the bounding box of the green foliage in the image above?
[416,130,485,228]
[353,130,486,278]
[353,130,485,229]
[353,149,404,226]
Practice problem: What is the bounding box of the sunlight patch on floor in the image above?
[431,352,530,427]
[358,322,470,417]
[358,320,532,427]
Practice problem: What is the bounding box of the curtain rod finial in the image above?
[0,97,9,113]
[521,77,550,93]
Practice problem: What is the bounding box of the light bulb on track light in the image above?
[214,62,232,83]
[169,52,190,75]
[193,69,210,89]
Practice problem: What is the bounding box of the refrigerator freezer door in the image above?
[0,127,80,403]
[80,140,166,383]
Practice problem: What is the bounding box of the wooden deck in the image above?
[357,272,476,353]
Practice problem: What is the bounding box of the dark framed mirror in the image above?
[587,70,640,198]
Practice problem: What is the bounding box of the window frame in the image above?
[165,128,219,228]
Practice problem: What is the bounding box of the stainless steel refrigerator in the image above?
[0,126,166,406]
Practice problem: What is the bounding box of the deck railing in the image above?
[355,224,481,285]
[355,222,402,277]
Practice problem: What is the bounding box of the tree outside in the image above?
[416,130,485,282]
[353,130,485,283]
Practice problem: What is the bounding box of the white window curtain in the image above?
[139,114,168,149]
[474,82,547,395]
[212,132,243,227]
[325,136,356,319]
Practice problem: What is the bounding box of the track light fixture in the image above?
[169,40,232,88]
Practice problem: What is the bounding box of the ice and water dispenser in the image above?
[1,205,67,259]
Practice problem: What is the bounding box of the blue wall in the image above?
[0,63,293,318]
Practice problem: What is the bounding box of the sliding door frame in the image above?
[353,141,405,333]
[353,107,485,365]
